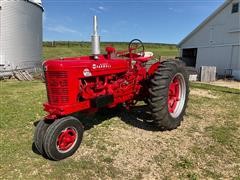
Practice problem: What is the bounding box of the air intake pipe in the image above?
[91,16,101,59]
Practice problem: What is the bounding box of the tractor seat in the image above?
[143,52,154,58]
[135,52,154,62]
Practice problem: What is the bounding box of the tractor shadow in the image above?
[80,104,162,132]
[120,105,162,132]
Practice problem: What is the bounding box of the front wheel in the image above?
[33,119,51,155]
[43,116,84,161]
[148,60,189,130]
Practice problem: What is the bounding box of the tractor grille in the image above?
[45,71,69,105]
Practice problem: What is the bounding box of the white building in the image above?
[0,0,43,76]
[179,0,240,80]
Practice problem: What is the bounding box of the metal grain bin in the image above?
[0,0,43,76]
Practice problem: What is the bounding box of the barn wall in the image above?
[196,46,232,75]
[180,0,240,80]
[195,45,240,80]
[181,0,240,48]
[231,45,240,79]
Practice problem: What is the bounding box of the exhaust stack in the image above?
[91,16,100,59]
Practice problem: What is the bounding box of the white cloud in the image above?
[89,6,106,13]
[101,29,109,33]
[98,6,105,10]
[168,7,184,13]
[64,16,73,22]
[47,25,80,34]
[89,7,101,13]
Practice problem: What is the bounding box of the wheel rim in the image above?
[168,73,186,118]
[56,127,78,153]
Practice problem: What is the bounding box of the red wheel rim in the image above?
[168,76,180,114]
[57,127,78,153]
[168,73,186,118]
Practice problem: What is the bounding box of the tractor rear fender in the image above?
[148,62,160,77]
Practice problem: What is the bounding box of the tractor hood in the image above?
[43,55,129,78]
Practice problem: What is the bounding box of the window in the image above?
[210,27,214,43]
[232,3,239,13]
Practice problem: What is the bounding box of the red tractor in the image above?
[34,16,189,160]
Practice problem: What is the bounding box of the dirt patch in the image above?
[190,89,218,99]
[71,97,237,179]
[206,80,240,90]
[1,81,240,179]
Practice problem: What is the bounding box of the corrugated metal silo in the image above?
[0,0,43,76]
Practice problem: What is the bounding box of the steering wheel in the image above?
[128,39,145,58]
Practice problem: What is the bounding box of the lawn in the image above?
[0,80,240,179]
[42,42,178,60]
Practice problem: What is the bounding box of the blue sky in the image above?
[43,0,225,44]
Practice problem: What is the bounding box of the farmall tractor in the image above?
[34,16,189,160]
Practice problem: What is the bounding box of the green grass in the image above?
[190,82,240,95]
[205,123,238,146]
[43,42,178,60]
[175,157,194,169]
[1,56,240,179]
[0,81,240,179]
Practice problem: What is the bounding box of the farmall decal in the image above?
[92,63,111,70]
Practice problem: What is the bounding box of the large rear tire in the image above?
[147,60,189,130]
[43,116,84,161]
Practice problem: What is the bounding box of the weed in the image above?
[176,157,194,169]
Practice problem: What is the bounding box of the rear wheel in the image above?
[43,116,84,161]
[148,60,189,130]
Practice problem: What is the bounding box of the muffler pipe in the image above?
[91,16,101,59]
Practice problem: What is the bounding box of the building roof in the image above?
[28,0,43,10]
[29,0,42,5]
[178,0,234,47]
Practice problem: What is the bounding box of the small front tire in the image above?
[43,116,84,161]
[34,119,51,155]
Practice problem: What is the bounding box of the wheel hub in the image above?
[168,73,186,118]
[57,127,77,152]
[168,77,180,113]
